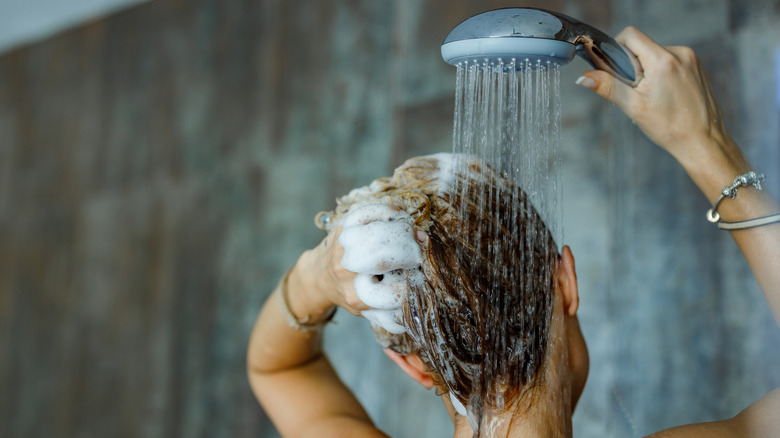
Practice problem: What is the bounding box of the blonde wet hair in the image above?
[320,155,559,426]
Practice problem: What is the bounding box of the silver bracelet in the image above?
[717,213,780,230]
[706,171,765,223]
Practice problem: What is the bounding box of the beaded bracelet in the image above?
[706,171,780,230]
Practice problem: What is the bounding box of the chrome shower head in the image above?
[442,8,643,87]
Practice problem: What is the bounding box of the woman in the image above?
[247,27,780,437]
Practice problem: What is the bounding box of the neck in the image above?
[449,307,573,438]
[450,382,572,438]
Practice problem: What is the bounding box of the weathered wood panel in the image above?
[1,0,778,437]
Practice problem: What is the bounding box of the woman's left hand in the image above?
[576,26,742,173]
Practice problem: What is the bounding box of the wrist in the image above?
[286,264,337,324]
[675,137,780,223]
[674,135,750,199]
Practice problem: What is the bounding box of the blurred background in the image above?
[1,0,778,437]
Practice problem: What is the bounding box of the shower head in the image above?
[442,8,643,87]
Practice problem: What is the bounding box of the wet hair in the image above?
[328,155,559,424]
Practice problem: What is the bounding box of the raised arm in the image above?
[577,26,780,323]
[576,26,780,438]
[246,229,389,438]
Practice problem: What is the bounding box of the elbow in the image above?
[246,346,277,403]
[246,333,272,379]
[246,341,274,378]
[247,357,272,379]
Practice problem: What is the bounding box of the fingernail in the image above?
[575,76,597,90]
[415,230,428,243]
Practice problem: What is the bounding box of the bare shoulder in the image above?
[644,420,742,438]
[300,416,391,438]
[645,388,780,438]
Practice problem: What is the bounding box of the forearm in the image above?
[246,255,382,436]
[247,283,322,375]
[675,134,780,323]
[247,262,336,375]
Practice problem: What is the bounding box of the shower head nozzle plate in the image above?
[441,37,575,68]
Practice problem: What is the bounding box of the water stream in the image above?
[452,59,562,248]
[448,58,564,427]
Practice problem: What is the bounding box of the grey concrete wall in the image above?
[0,0,778,437]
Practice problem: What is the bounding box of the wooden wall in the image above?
[1,1,778,437]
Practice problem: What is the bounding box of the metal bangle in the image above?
[706,171,765,223]
[717,213,780,230]
[277,268,337,332]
